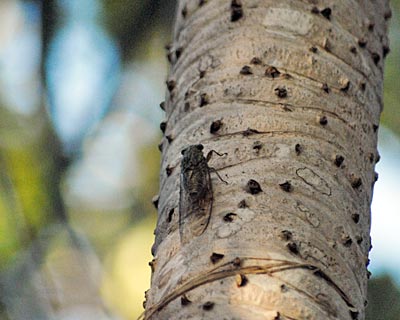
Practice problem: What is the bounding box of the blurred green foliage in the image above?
[381,0,400,135]
[102,0,176,60]
[0,106,66,268]
[132,141,161,221]
[367,275,400,320]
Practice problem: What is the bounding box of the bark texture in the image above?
[146,1,390,319]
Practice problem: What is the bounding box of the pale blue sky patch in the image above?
[370,127,400,283]
[0,0,41,115]
[45,0,120,151]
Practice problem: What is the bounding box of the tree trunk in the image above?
[145,1,390,319]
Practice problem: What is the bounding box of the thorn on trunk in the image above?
[265,66,280,78]
[160,121,167,134]
[210,120,223,134]
[287,242,299,254]
[341,234,353,247]
[319,115,328,125]
[334,155,344,167]
[235,274,248,287]
[223,212,237,222]
[232,257,241,267]
[200,93,209,107]
[350,310,359,320]
[238,200,247,208]
[340,80,350,92]
[166,165,174,176]
[202,301,215,311]
[368,23,375,31]
[148,259,156,272]
[320,7,332,20]
[210,252,225,264]
[279,181,292,192]
[384,10,392,20]
[371,52,380,65]
[295,143,302,155]
[280,230,293,241]
[350,175,362,189]
[151,195,159,209]
[240,65,253,75]
[181,294,191,306]
[159,101,165,111]
[358,39,367,48]
[175,47,183,60]
[166,79,176,91]
[250,57,262,65]
[321,83,329,93]
[181,5,187,18]
[167,208,174,223]
[246,179,262,194]
[274,86,287,98]
[383,45,390,58]
[351,213,360,224]
[253,141,263,153]
[231,0,243,22]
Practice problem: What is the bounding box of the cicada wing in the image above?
[179,169,213,244]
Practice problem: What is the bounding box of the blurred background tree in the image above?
[0,0,398,319]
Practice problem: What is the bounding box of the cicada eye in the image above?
[181,147,187,155]
[196,144,204,151]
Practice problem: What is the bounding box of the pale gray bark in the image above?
[145,1,390,319]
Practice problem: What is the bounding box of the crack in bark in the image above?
[156,130,350,192]
[171,24,382,108]
[166,117,377,182]
[295,167,332,196]
[234,98,350,124]
[140,257,355,320]
[202,129,347,154]
[167,75,378,130]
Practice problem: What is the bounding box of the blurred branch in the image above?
[42,0,58,82]
[367,275,400,320]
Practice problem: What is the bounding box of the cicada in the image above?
[179,144,226,244]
